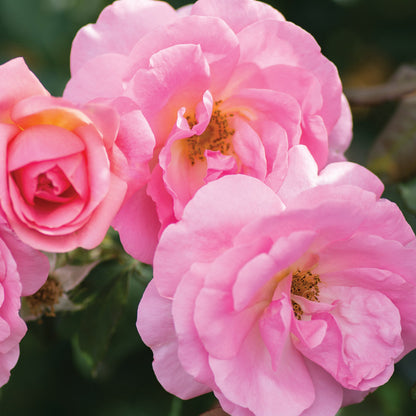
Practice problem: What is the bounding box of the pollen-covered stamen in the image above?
[185,100,235,165]
[25,275,63,318]
[291,269,321,320]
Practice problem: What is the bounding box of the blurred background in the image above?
[0,0,415,415]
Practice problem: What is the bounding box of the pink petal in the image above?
[191,0,285,33]
[297,286,403,390]
[0,223,49,296]
[137,281,210,399]
[0,345,20,387]
[0,317,10,344]
[259,295,292,371]
[165,141,207,219]
[321,267,416,357]
[341,388,371,407]
[172,263,216,386]
[301,114,328,169]
[64,53,130,105]
[127,44,211,145]
[209,328,315,416]
[233,230,316,311]
[154,175,284,298]
[300,360,343,416]
[81,102,120,150]
[157,95,214,217]
[317,234,416,280]
[112,187,160,265]
[7,125,85,171]
[0,124,21,218]
[262,64,323,115]
[0,58,49,122]
[146,164,176,232]
[8,170,85,230]
[238,20,342,132]
[327,94,353,162]
[194,241,272,360]
[8,173,125,252]
[205,151,239,182]
[214,391,255,416]
[73,124,110,219]
[292,318,329,350]
[72,173,127,250]
[232,118,267,180]
[224,88,302,148]
[158,117,209,219]
[70,0,177,75]
[113,98,155,165]
[318,161,384,198]
[126,15,239,94]
[277,145,319,202]
[284,187,379,234]
[11,96,89,130]
[55,153,88,200]
[359,198,415,245]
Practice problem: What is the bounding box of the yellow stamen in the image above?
[25,275,63,318]
[185,100,235,165]
[291,269,321,320]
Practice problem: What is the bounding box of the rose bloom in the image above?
[65,0,352,263]
[0,58,153,252]
[137,147,416,416]
[0,215,49,387]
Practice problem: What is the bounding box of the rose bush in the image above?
[137,147,416,416]
[0,215,49,387]
[0,58,153,252]
[65,0,352,263]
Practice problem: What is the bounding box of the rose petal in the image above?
[7,125,85,171]
[70,0,177,74]
[0,58,49,123]
[191,0,285,33]
[137,281,210,399]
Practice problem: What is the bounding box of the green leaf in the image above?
[102,270,149,371]
[68,259,122,306]
[399,177,416,214]
[75,269,129,378]
[411,382,416,401]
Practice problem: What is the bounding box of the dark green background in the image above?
[1,1,415,415]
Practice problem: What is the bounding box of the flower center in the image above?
[25,275,63,318]
[37,173,55,192]
[291,269,321,320]
[185,100,235,165]
[34,167,76,203]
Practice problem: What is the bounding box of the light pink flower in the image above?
[0,215,49,387]
[0,58,153,252]
[65,0,352,263]
[137,147,416,416]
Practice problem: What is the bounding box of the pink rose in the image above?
[137,147,416,416]
[0,58,153,252]
[65,0,352,263]
[0,215,49,387]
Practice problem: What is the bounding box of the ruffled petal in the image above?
[137,281,210,399]
[191,0,285,33]
[70,0,177,74]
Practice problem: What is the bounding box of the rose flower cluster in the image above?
[0,0,415,415]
